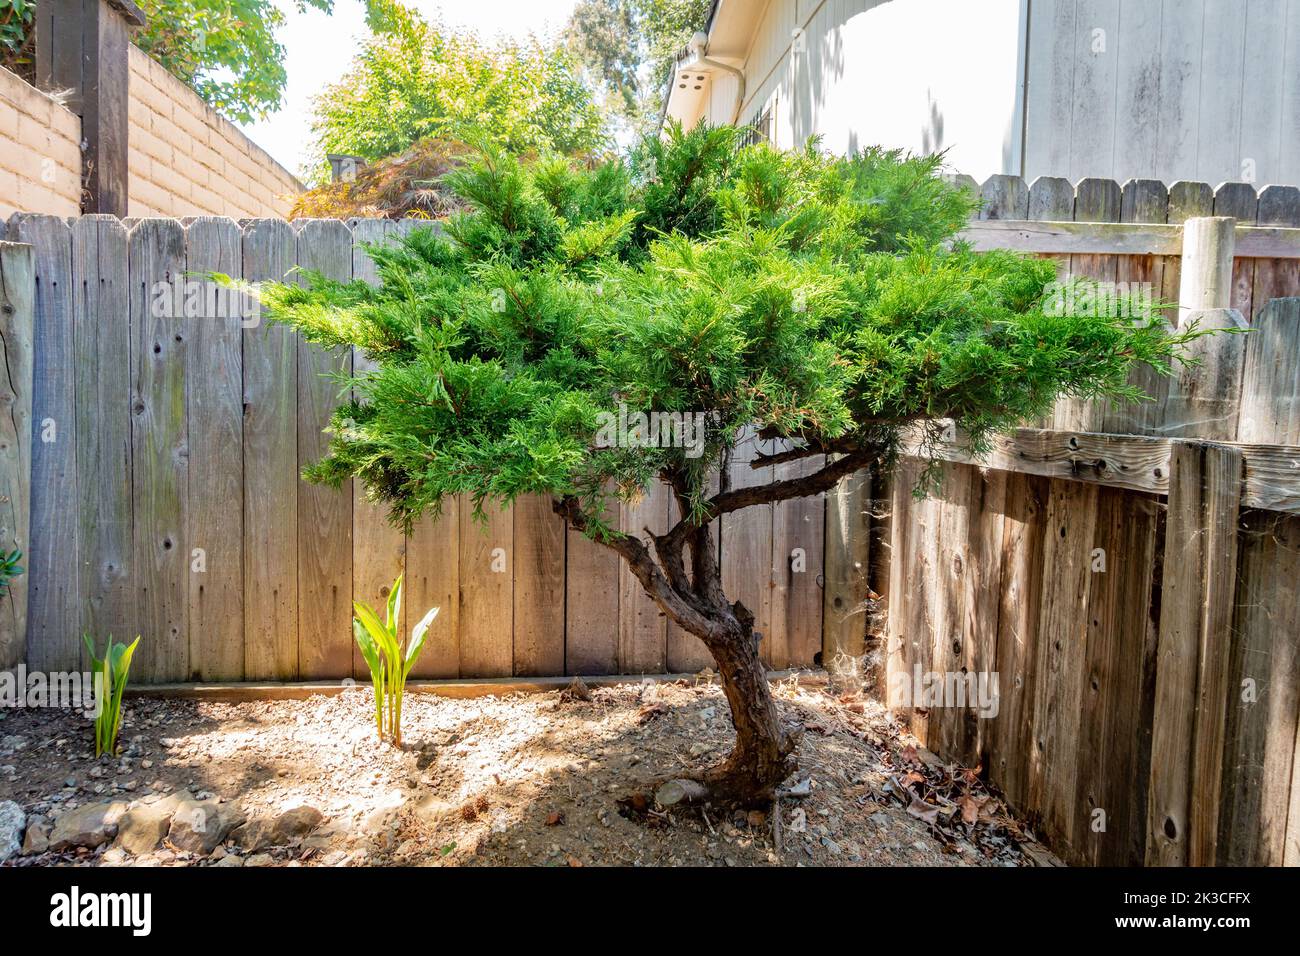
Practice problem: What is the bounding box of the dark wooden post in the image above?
[34,0,146,217]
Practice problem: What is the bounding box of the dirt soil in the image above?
[0,674,1048,867]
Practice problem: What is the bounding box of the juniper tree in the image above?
[261,123,1198,804]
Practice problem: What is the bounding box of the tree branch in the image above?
[553,495,727,641]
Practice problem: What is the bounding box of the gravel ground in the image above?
[0,675,1048,867]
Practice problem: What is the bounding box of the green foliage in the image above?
[0,548,21,597]
[83,634,141,759]
[134,0,341,123]
[1,0,381,122]
[0,0,33,79]
[352,573,437,746]
[565,0,713,136]
[258,123,1203,538]
[310,4,606,176]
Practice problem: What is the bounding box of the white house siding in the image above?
[673,0,1300,188]
[677,0,1026,182]
[1023,0,1300,186]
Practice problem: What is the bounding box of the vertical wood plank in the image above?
[405,500,460,679]
[459,496,513,677]
[1028,478,1098,852]
[1163,308,1249,441]
[1100,178,1169,434]
[11,215,77,671]
[0,241,34,670]
[70,217,133,658]
[184,217,244,680]
[294,219,353,679]
[619,481,670,673]
[241,219,298,679]
[1077,488,1161,865]
[823,462,871,665]
[564,491,618,675]
[1238,298,1300,444]
[957,467,1006,770]
[1249,186,1300,323]
[512,493,566,676]
[769,448,825,669]
[349,219,407,673]
[990,472,1049,812]
[1154,2,1206,182]
[722,428,773,664]
[129,218,189,681]
[1146,443,1242,866]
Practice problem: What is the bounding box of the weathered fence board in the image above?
[14,215,78,671]
[294,219,354,679]
[242,219,299,679]
[184,217,244,680]
[71,218,133,657]
[0,242,34,670]
[130,218,189,681]
[458,496,513,678]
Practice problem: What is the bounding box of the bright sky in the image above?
[238,0,581,178]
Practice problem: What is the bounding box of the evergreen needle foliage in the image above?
[261,122,1201,535]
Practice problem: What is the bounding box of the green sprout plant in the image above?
[0,548,22,597]
[352,573,438,746]
[83,634,141,759]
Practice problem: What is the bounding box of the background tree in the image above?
[565,0,712,139]
[310,2,606,178]
[258,124,1201,804]
[0,0,377,122]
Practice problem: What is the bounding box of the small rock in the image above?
[212,854,245,867]
[49,801,128,850]
[167,798,245,855]
[115,791,192,856]
[545,811,565,827]
[273,806,323,841]
[244,853,274,867]
[655,779,708,808]
[0,800,26,862]
[21,816,50,856]
[746,810,767,827]
[821,837,842,855]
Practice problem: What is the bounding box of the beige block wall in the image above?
[0,66,82,221]
[127,47,303,219]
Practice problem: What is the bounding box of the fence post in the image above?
[34,0,147,217]
[1177,216,1235,321]
[1145,442,1243,866]
[0,243,35,671]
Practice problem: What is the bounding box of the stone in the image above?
[21,816,50,855]
[244,853,274,867]
[49,801,128,850]
[654,778,708,808]
[167,798,245,855]
[115,791,192,856]
[212,854,244,867]
[272,806,323,841]
[0,800,25,862]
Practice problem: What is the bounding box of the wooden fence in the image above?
[881,172,1300,867]
[0,213,836,683]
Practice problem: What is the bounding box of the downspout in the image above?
[684,30,746,124]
